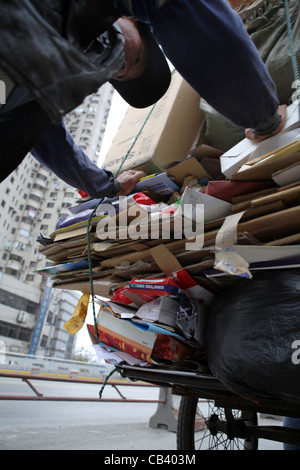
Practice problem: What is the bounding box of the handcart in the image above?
[119,364,300,450]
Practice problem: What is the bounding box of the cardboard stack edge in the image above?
[37,70,300,368]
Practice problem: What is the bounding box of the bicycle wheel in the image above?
[177,396,258,450]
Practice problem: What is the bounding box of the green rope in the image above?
[98,366,119,399]
[86,100,158,353]
[87,71,176,395]
[284,0,300,119]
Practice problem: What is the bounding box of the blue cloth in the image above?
[0,0,282,191]
[24,0,281,194]
[113,0,168,21]
[283,417,300,450]
[31,122,120,198]
[114,0,280,134]
[0,85,32,116]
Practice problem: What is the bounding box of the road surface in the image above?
[0,375,284,451]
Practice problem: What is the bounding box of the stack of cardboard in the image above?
[38,70,300,367]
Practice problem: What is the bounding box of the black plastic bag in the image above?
[206,269,300,403]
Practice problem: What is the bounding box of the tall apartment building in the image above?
[0,83,114,359]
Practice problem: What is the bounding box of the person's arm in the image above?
[149,0,285,140]
[31,121,143,198]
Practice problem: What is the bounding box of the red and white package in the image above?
[172,269,215,305]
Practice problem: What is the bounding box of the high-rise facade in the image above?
[0,83,114,359]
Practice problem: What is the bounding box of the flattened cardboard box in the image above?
[102,70,205,175]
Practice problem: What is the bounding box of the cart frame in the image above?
[120,364,300,449]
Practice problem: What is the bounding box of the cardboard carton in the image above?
[37,89,300,371]
[220,102,300,179]
[232,148,300,181]
[102,70,205,175]
[88,307,198,363]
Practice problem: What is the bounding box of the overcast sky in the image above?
[98,91,129,167]
[76,91,128,354]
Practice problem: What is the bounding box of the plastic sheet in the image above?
[206,269,300,403]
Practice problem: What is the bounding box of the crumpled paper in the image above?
[64,293,90,335]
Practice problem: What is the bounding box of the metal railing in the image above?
[0,350,180,431]
[0,370,161,403]
[0,370,179,431]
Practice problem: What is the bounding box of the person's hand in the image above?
[245,105,287,143]
[116,170,145,195]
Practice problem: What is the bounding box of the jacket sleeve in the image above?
[150,0,280,134]
[31,121,120,198]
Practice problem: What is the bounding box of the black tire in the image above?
[177,397,258,450]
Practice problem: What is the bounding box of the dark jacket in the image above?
[0,0,123,123]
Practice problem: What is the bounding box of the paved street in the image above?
[0,376,177,451]
[0,376,284,451]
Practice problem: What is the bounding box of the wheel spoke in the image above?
[177,397,258,450]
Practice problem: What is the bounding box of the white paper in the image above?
[272,161,300,187]
[93,344,148,366]
[235,244,300,264]
[214,212,252,278]
[136,297,178,328]
[180,187,232,222]
[220,101,300,178]
[248,128,300,162]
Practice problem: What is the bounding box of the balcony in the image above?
[6,255,24,272]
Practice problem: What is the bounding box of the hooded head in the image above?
[110,20,171,108]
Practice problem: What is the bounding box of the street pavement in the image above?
[0,376,284,451]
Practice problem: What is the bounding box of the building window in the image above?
[25,205,38,212]
[36,173,47,181]
[19,228,30,238]
[9,254,22,263]
[40,335,48,348]
[32,183,44,191]
[28,194,41,203]
[21,216,34,225]
[0,321,32,342]
[14,242,27,252]
[4,268,21,279]
[0,289,38,315]
[47,311,56,325]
